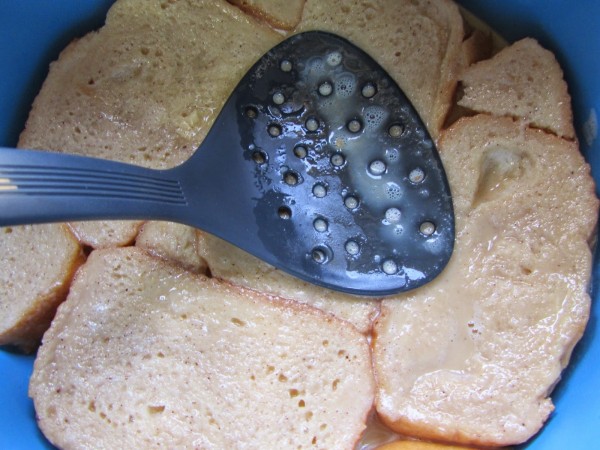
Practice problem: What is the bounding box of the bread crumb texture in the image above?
[30,247,375,449]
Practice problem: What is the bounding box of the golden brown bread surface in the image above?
[30,247,375,449]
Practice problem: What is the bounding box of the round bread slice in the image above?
[0,224,83,352]
[373,114,598,447]
[30,247,375,449]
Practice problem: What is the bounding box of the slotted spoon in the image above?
[0,31,454,296]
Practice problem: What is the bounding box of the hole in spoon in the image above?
[409,167,425,184]
[245,106,258,119]
[278,206,292,220]
[347,119,362,133]
[313,218,328,232]
[293,145,308,159]
[330,153,345,167]
[311,245,332,264]
[318,81,333,97]
[419,221,436,236]
[272,91,285,105]
[388,123,404,137]
[268,124,282,137]
[345,240,360,256]
[252,150,267,165]
[305,117,320,132]
[344,195,359,210]
[361,82,377,98]
[368,160,386,176]
[283,170,300,186]
[312,183,327,198]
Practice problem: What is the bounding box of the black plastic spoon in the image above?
[0,31,454,296]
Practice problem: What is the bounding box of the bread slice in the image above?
[458,38,575,139]
[228,0,305,30]
[196,231,379,334]
[17,0,282,247]
[136,221,207,273]
[295,0,466,137]
[0,224,83,352]
[373,114,598,446]
[30,247,375,449]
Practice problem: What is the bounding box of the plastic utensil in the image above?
[0,31,454,296]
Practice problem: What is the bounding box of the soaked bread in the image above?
[296,0,465,136]
[196,231,379,334]
[373,114,598,446]
[30,247,375,449]
[0,224,83,352]
[17,0,282,247]
[2,0,597,448]
[458,38,575,139]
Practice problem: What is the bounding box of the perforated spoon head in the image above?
[182,31,455,295]
[0,31,454,296]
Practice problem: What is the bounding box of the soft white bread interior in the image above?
[373,114,598,446]
[30,247,375,449]
[0,224,83,352]
[196,231,379,334]
[458,37,575,139]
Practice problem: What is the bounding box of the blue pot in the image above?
[1,2,598,448]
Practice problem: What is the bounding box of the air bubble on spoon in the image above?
[326,51,342,66]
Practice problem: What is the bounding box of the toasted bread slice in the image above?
[196,231,379,334]
[0,224,83,352]
[295,0,465,136]
[373,114,598,446]
[30,247,375,449]
[458,38,575,138]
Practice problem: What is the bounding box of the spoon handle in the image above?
[0,147,188,227]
